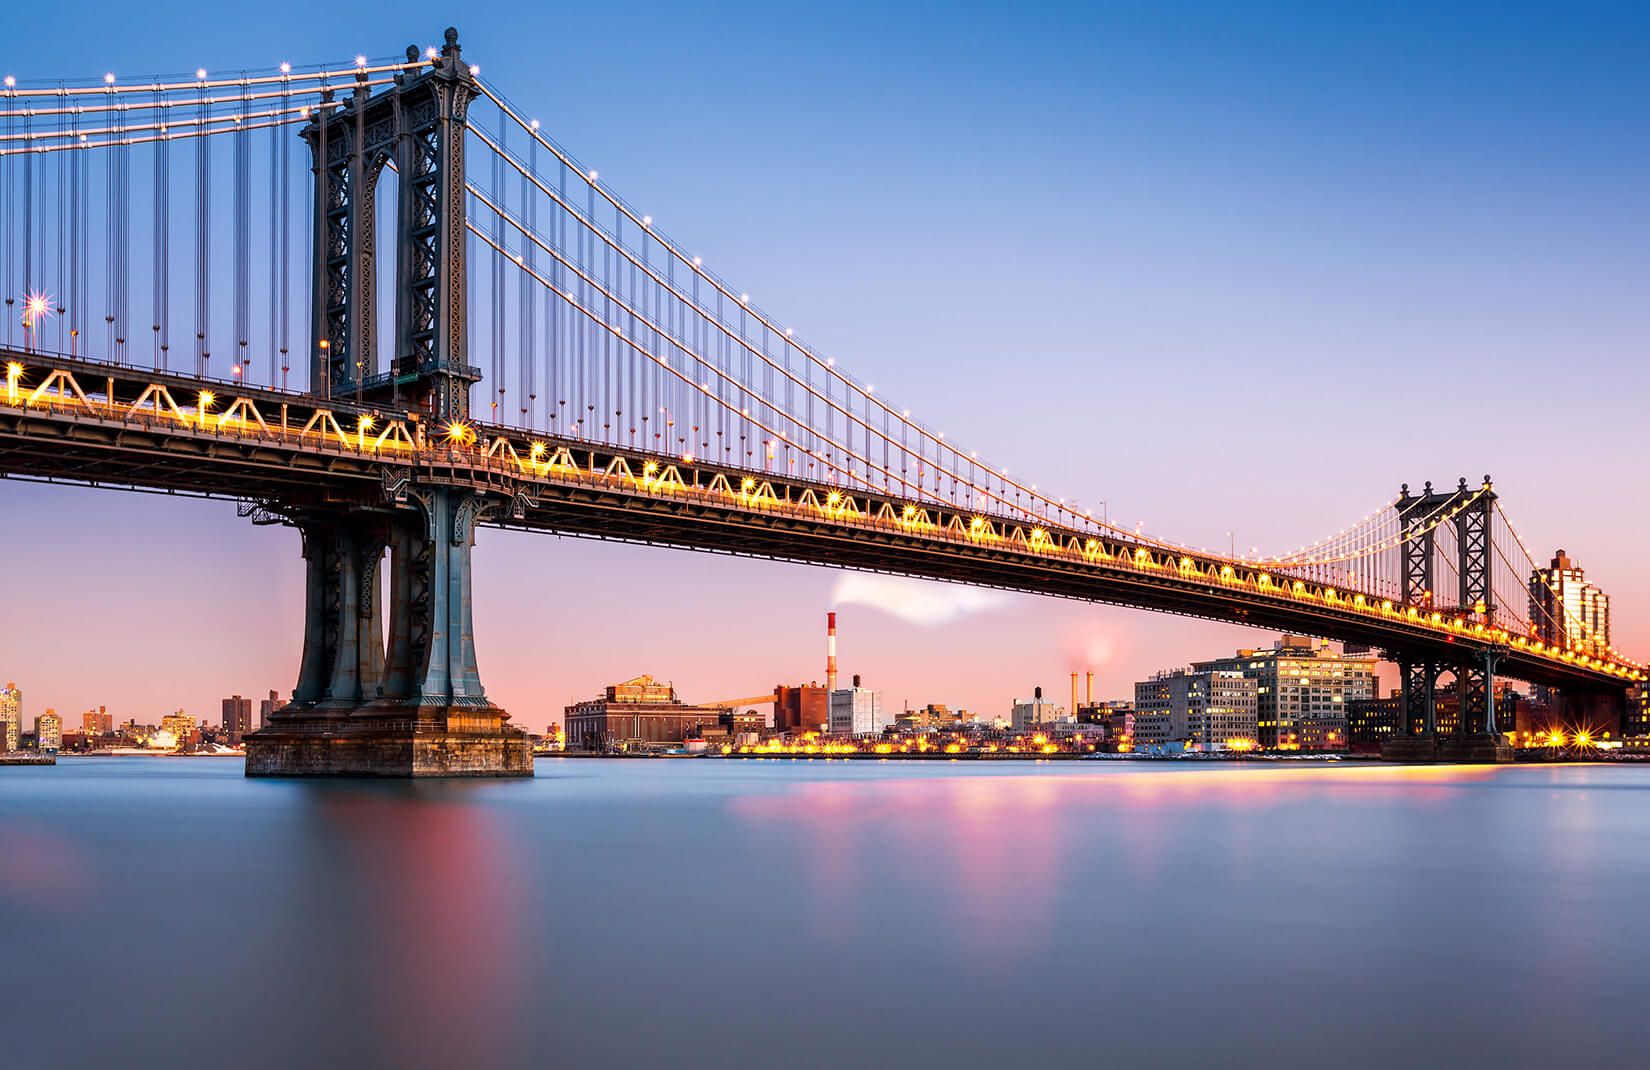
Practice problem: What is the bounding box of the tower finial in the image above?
[444,26,460,51]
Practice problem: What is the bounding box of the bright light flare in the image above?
[22,292,53,328]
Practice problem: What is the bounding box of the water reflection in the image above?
[3,758,1650,1070]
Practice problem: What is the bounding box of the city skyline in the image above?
[2,0,1646,726]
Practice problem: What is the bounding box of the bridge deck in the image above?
[2,350,1641,693]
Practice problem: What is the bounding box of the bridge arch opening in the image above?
[371,157,400,385]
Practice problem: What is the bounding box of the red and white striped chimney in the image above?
[826,612,839,692]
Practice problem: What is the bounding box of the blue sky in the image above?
[3,1,1647,725]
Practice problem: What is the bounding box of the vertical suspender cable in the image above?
[523,125,536,426]
[68,98,81,355]
[2,88,13,346]
[235,77,251,382]
[278,75,291,388]
[153,83,169,370]
[195,76,211,377]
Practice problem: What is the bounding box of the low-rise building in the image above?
[1346,693,1401,753]
[82,706,113,734]
[896,704,963,732]
[564,675,726,750]
[829,675,887,736]
[773,683,830,736]
[1011,688,1067,730]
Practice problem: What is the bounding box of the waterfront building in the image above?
[1630,685,1650,739]
[257,689,281,731]
[1010,688,1067,730]
[159,711,198,749]
[1132,669,1258,748]
[82,706,113,734]
[564,675,727,750]
[1194,636,1375,750]
[0,681,20,752]
[35,709,62,753]
[773,683,830,736]
[221,695,253,746]
[1529,550,1611,657]
[1346,693,1401,753]
[1107,707,1137,748]
[1076,699,1132,725]
[829,675,887,736]
[896,704,963,732]
[720,708,766,744]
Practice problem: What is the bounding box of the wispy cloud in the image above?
[831,573,1008,626]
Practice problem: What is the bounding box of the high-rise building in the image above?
[1194,636,1375,751]
[257,689,281,731]
[35,709,62,753]
[1529,550,1612,657]
[1132,669,1258,748]
[221,695,253,745]
[0,682,20,752]
[829,674,887,736]
[82,706,113,734]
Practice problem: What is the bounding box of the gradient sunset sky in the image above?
[3,1,1646,729]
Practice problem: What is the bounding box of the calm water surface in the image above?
[3,757,1649,1069]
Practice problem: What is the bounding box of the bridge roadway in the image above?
[2,348,1642,695]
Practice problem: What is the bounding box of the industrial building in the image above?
[564,675,729,751]
[829,674,887,736]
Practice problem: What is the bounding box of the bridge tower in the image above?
[304,28,478,422]
[1383,477,1512,763]
[246,29,530,777]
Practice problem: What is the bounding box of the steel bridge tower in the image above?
[245,29,530,777]
[1384,477,1511,763]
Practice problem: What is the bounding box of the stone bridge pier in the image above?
[245,485,532,777]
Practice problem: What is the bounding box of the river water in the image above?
[2,757,1648,1069]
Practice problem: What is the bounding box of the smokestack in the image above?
[1086,671,1094,706]
[1070,672,1078,717]
[826,612,839,692]
[1034,685,1043,701]
[852,673,861,688]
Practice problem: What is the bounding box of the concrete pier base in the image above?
[1436,733,1516,764]
[1380,735,1441,763]
[246,709,533,778]
[1381,733,1515,764]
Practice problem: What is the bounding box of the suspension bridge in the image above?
[1,29,1641,775]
